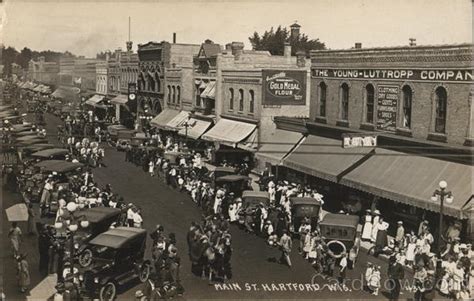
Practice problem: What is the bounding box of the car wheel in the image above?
[99,282,116,301]
[78,249,93,267]
[138,262,151,283]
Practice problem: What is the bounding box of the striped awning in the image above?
[200,81,216,99]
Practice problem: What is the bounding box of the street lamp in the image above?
[54,201,89,284]
[431,180,454,269]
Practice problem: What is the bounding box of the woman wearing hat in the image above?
[16,253,30,293]
[361,209,373,241]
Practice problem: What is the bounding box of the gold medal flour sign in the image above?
[377,85,399,131]
[262,70,306,105]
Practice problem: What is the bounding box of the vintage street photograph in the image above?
[0,0,472,300]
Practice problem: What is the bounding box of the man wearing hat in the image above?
[388,253,405,300]
[127,204,135,227]
[395,221,405,248]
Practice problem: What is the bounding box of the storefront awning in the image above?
[339,148,474,219]
[200,82,216,99]
[199,81,207,89]
[110,94,129,105]
[256,129,305,165]
[51,86,81,100]
[85,95,104,107]
[202,118,257,147]
[178,118,212,140]
[150,109,180,129]
[237,129,258,152]
[166,110,190,131]
[282,135,373,183]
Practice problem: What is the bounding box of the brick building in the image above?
[275,43,473,241]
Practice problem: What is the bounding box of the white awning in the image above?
[202,118,256,147]
[85,95,104,106]
[166,110,190,130]
[178,118,212,140]
[200,81,216,99]
[110,94,129,105]
[150,109,180,129]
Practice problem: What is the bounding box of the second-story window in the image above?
[229,88,234,110]
[239,89,244,112]
[249,90,255,113]
[340,83,349,121]
[365,84,375,123]
[434,87,447,133]
[177,86,181,104]
[167,85,171,103]
[319,82,327,117]
[172,86,176,104]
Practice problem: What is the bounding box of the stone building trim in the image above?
[223,78,261,84]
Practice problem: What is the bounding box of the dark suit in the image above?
[388,261,405,300]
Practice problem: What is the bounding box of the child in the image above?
[369,265,381,296]
[364,262,374,292]
[405,235,416,267]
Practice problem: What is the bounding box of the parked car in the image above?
[31,148,69,160]
[75,207,124,267]
[289,197,322,235]
[214,174,251,195]
[80,227,151,301]
[238,190,270,231]
[319,213,361,263]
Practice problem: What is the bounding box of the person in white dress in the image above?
[148,160,155,177]
[371,210,380,243]
[268,181,276,206]
[361,209,373,241]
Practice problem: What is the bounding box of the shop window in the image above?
[249,90,255,113]
[167,85,171,103]
[434,87,447,133]
[177,86,181,104]
[319,82,327,117]
[172,86,176,104]
[365,84,375,123]
[229,88,234,110]
[340,83,349,120]
[402,85,412,128]
[239,89,244,112]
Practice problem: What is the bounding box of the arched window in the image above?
[239,89,244,112]
[402,86,412,128]
[229,88,234,110]
[177,86,181,103]
[155,73,160,92]
[172,86,176,103]
[148,75,155,91]
[340,83,349,120]
[167,85,171,103]
[434,87,447,133]
[249,90,255,113]
[365,84,375,123]
[319,82,327,117]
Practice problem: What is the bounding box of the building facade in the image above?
[96,60,108,96]
[27,57,59,86]
[73,57,102,93]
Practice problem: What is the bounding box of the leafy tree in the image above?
[16,47,33,69]
[249,25,326,56]
[1,46,19,76]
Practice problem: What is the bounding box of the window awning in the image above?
[200,82,216,99]
[237,129,258,152]
[150,109,180,129]
[202,118,257,147]
[178,118,212,140]
[282,135,373,183]
[166,110,190,131]
[339,148,474,219]
[85,95,104,107]
[51,86,81,100]
[199,81,207,89]
[256,129,305,165]
[110,94,129,105]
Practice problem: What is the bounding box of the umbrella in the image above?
[5,203,29,222]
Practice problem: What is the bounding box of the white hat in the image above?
[373,210,381,215]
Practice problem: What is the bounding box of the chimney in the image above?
[354,42,362,49]
[296,51,306,67]
[284,42,292,57]
[173,33,177,44]
[409,38,416,46]
[231,42,244,59]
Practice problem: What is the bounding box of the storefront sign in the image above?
[377,85,398,131]
[262,70,306,105]
[312,68,474,83]
[342,133,377,148]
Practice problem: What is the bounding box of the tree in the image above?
[249,25,326,56]
[16,47,33,69]
[1,46,19,76]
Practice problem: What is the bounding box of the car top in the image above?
[35,160,84,173]
[81,207,122,224]
[13,131,37,137]
[215,175,251,182]
[89,227,146,249]
[16,135,45,142]
[320,213,359,228]
[18,138,48,146]
[22,144,55,152]
[242,190,270,199]
[31,148,69,158]
[290,197,322,206]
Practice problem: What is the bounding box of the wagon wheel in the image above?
[99,282,116,301]
[138,262,151,283]
[78,249,93,267]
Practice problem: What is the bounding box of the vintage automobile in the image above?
[80,227,152,301]
[35,160,84,174]
[21,143,55,156]
[238,190,270,231]
[214,174,251,195]
[290,197,322,235]
[73,207,124,267]
[31,148,69,160]
[319,213,361,263]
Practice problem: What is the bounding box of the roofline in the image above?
[310,43,474,55]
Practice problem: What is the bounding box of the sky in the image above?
[1,0,472,57]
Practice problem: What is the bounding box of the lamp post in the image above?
[54,201,89,283]
[430,180,453,269]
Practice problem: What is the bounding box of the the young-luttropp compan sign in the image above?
[262,70,306,105]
